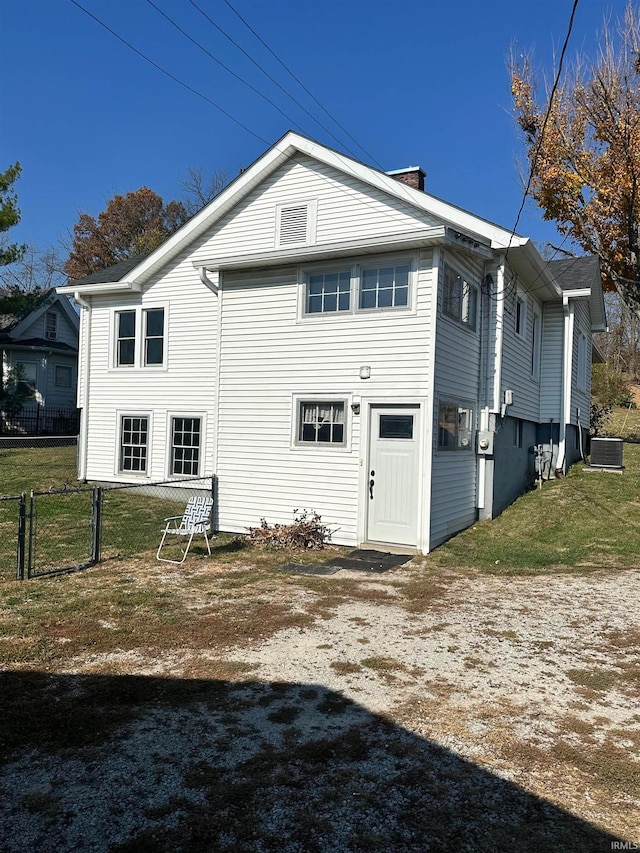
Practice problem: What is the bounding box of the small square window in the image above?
[306,271,351,314]
[438,401,473,451]
[297,401,346,445]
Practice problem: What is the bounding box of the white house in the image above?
[1,289,79,412]
[58,132,605,554]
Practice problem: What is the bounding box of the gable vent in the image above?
[278,204,309,245]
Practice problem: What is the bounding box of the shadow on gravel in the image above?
[0,670,623,852]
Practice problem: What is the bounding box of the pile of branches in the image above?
[247,509,331,550]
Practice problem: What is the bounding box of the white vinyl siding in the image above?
[81,247,218,483]
[430,250,482,548]
[190,155,441,266]
[215,252,434,545]
[501,282,543,423]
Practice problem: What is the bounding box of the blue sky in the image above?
[0,0,630,262]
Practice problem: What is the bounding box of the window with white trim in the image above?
[442,264,477,330]
[437,401,473,451]
[114,306,166,368]
[119,416,148,473]
[359,262,410,310]
[297,401,346,446]
[301,259,414,317]
[45,311,58,341]
[306,270,351,314]
[170,417,201,476]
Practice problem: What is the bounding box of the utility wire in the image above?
[495,0,581,302]
[69,0,269,144]
[144,0,306,133]
[222,0,384,169]
[186,0,369,163]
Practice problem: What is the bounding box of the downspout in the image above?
[556,295,574,476]
[74,292,91,482]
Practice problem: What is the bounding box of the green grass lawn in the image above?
[2,407,639,579]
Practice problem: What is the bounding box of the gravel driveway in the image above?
[1,561,638,851]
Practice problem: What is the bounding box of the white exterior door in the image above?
[366,405,420,547]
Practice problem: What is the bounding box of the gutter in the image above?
[74,292,91,482]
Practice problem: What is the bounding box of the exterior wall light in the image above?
[359,366,371,379]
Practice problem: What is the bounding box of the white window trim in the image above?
[275,199,318,248]
[165,411,207,479]
[110,304,168,371]
[116,410,153,477]
[298,256,416,321]
[290,393,351,451]
[441,258,478,332]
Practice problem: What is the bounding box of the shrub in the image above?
[590,402,612,436]
[247,509,331,550]
[591,363,634,408]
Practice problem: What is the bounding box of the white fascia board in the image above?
[507,240,563,300]
[56,281,142,297]
[562,288,592,300]
[104,131,532,288]
[194,227,446,271]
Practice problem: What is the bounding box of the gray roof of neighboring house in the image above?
[0,288,55,335]
[67,255,148,286]
[547,256,601,290]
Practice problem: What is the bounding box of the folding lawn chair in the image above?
[156,496,214,564]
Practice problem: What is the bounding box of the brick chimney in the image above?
[387,166,426,191]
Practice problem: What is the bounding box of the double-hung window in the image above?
[114,307,166,368]
[170,417,201,476]
[297,401,346,446]
[120,416,148,473]
[443,264,477,330]
[45,311,58,341]
[515,289,527,338]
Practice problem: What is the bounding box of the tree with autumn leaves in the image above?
[63,187,189,281]
[510,3,640,316]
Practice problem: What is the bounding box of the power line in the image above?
[186,0,370,163]
[69,0,269,145]
[222,0,384,169]
[144,0,306,133]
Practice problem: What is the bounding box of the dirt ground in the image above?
[0,557,638,852]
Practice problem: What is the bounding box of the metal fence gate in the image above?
[17,487,101,580]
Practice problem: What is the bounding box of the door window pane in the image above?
[379,415,414,439]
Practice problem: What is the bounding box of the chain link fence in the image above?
[0,477,215,581]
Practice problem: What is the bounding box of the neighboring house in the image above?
[0,289,80,415]
[57,132,605,554]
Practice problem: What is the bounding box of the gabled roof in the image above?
[60,130,538,297]
[0,288,80,343]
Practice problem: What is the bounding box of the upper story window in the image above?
[577,331,588,390]
[515,289,527,338]
[45,311,58,341]
[307,270,351,314]
[359,263,410,310]
[531,307,542,380]
[301,258,414,318]
[114,306,166,369]
[144,308,164,366]
[442,264,477,330]
[276,200,317,247]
